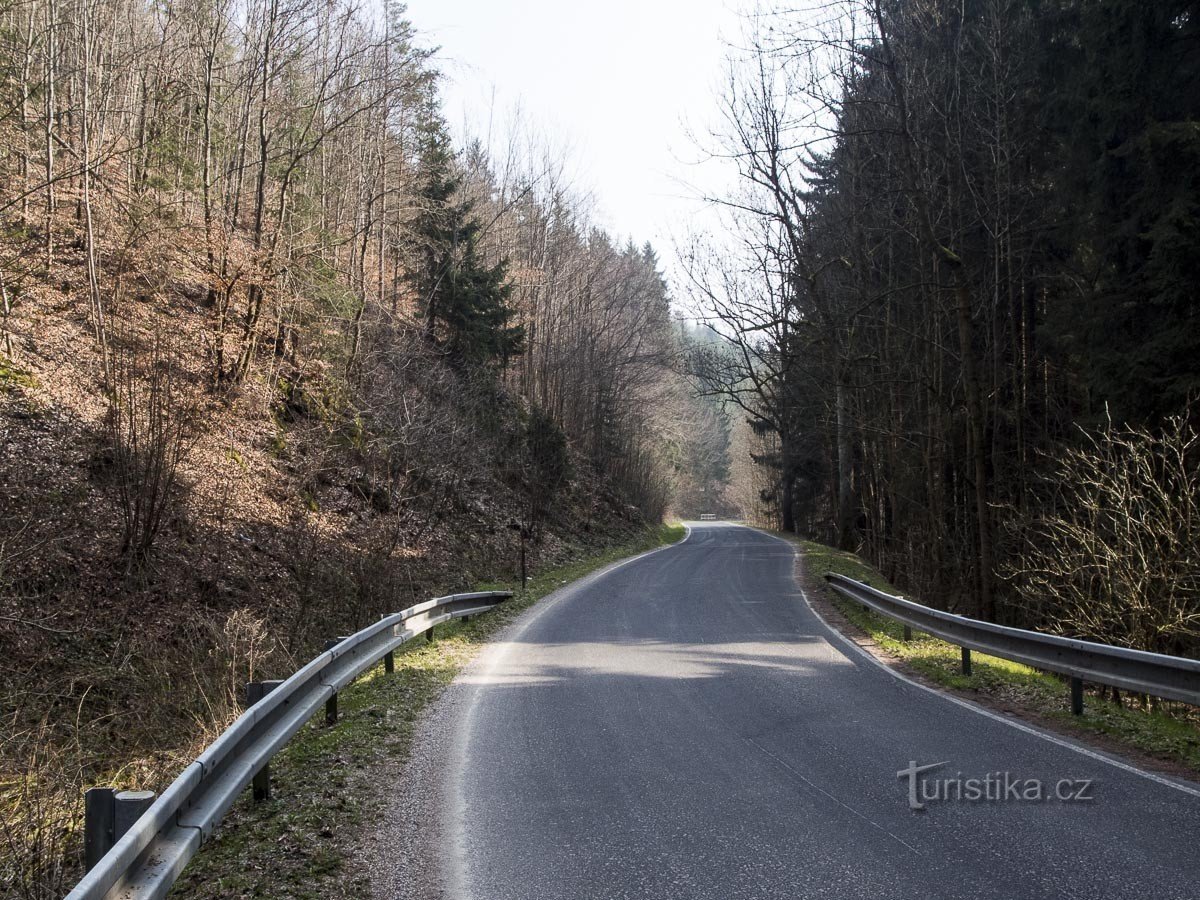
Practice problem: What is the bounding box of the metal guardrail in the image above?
[824,574,1200,713]
[66,590,512,900]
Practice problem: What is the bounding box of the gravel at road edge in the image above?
[353,534,686,899]
[355,647,471,900]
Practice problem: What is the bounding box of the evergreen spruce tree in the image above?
[407,109,524,366]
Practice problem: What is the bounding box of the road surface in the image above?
[434,523,1200,899]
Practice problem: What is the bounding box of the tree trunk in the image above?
[779,429,796,533]
[954,275,994,619]
[44,0,56,272]
[835,375,854,549]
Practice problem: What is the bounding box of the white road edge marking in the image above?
[745,736,923,854]
[751,525,1200,801]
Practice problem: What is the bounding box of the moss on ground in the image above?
[172,523,684,899]
[0,359,36,391]
[793,536,1200,776]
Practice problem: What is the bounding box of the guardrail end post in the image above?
[960,647,972,676]
[902,624,912,642]
[326,692,338,726]
[114,790,155,840]
[85,787,156,871]
[84,787,115,872]
[1070,676,1084,715]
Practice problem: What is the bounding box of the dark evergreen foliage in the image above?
[698,0,1200,617]
[406,112,525,367]
[1046,0,1200,422]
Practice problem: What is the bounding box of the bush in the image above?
[105,335,196,568]
[1006,411,1200,656]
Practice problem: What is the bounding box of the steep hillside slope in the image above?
[0,207,650,897]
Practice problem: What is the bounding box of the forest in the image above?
[686,0,1200,656]
[1,0,1199,893]
[0,0,721,892]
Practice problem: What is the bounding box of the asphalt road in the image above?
[438,523,1200,900]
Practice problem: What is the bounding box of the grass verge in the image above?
[792,536,1200,777]
[171,522,684,899]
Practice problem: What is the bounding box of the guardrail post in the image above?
[1070,676,1084,715]
[520,528,528,589]
[244,680,283,800]
[902,625,912,642]
[84,787,115,871]
[323,639,345,725]
[380,615,395,673]
[114,790,155,839]
[323,640,337,725]
[426,624,436,643]
[84,787,156,871]
[960,647,972,676]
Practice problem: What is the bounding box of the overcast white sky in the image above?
[402,0,748,253]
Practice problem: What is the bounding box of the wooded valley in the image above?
[0,0,722,892]
[685,0,1200,657]
[1,0,1199,894]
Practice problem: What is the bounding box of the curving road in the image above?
[435,523,1200,899]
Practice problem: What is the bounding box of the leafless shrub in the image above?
[105,334,197,569]
[280,513,355,655]
[352,319,490,529]
[0,719,83,900]
[175,608,288,745]
[210,610,279,725]
[1005,412,1200,656]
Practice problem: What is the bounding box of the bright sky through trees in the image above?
[403,0,746,248]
